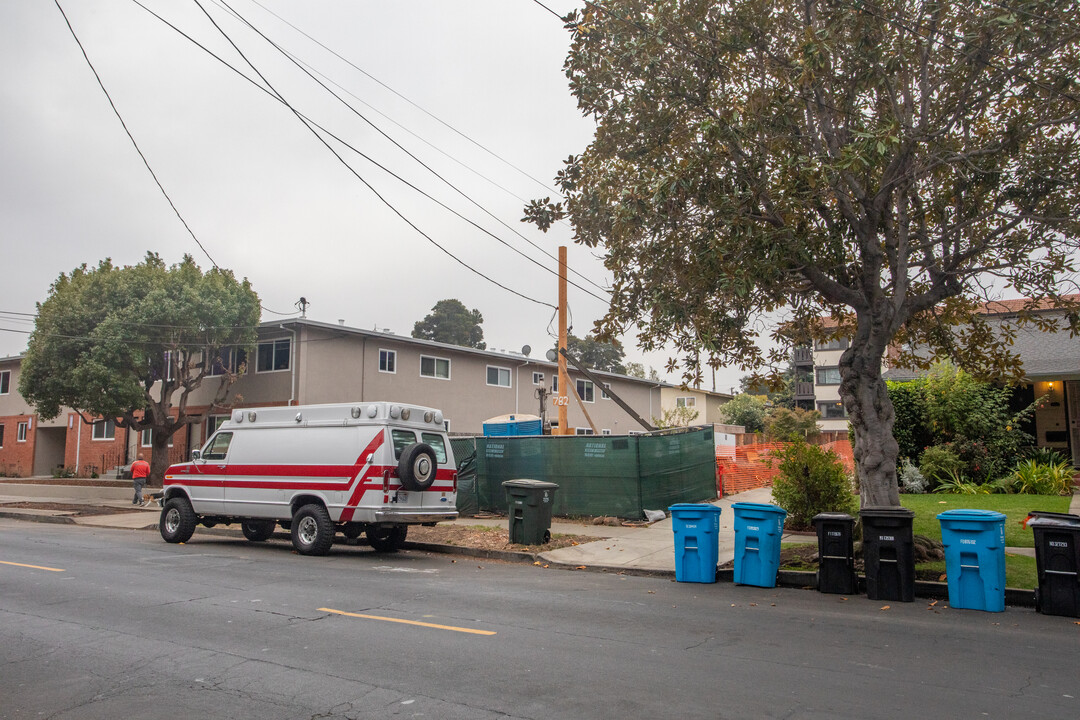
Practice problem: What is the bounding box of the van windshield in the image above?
[202,432,233,461]
[421,433,448,464]
[391,429,416,459]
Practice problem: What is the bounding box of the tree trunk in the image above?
[149,433,172,488]
[840,345,901,507]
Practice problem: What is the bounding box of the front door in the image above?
[187,431,230,514]
[1067,381,1080,468]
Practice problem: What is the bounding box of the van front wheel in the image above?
[160,497,196,544]
[291,504,334,556]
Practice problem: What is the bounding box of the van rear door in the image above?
[420,431,456,508]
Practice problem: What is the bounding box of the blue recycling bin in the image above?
[669,504,723,583]
[937,509,1007,613]
[732,502,787,588]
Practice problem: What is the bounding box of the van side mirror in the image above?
[191,449,201,461]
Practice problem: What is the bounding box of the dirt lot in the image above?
[407,522,599,554]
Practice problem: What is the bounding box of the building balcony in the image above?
[794,381,815,399]
[792,347,813,366]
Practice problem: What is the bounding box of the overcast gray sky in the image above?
[0,0,747,392]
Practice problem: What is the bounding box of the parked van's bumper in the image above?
[373,509,459,524]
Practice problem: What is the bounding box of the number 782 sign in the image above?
[552,395,569,407]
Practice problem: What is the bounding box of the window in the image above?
[533,372,544,386]
[816,367,842,385]
[209,346,247,376]
[575,427,594,435]
[421,433,448,464]
[150,351,175,382]
[391,429,417,459]
[817,401,847,419]
[576,379,594,403]
[601,383,610,399]
[379,349,396,373]
[420,355,450,379]
[815,338,850,351]
[0,370,9,394]
[17,421,28,442]
[601,429,612,435]
[202,432,233,461]
[207,415,228,437]
[487,366,511,387]
[0,424,4,447]
[676,396,697,408]
[551,375,558,392]
[257,338,291,373]
[141,428,172,448]
[92,419,115,441]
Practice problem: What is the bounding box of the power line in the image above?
[188,0,556,311]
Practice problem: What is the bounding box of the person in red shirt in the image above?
[131,453,151,505]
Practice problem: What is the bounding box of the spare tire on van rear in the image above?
[398,443,437,491]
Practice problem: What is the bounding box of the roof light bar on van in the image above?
[424,411,434,423]
[248,411,257,422]
[367,405,378,419]
[390,405,401,419]
[351,406,361,419]
[401,408,411,420]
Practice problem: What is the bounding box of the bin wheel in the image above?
[398,443,437,491]
[543,529,551,544]
[241,520,275,542]
[368,525,407,553]
[1034,587,1041,613]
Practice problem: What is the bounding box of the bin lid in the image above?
[669,503,722,515]
[501,479,559,490]
[731,502,787,516]
[812,512,856,523]
[937,509,1006,522]
[859,506,915,519]
[1027,511,1080,528]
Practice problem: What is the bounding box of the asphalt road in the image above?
[1,518,1077,720]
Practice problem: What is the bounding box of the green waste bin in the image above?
[502,479,559,545]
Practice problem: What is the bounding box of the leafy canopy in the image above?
[526,0,1080,506]
[558,333,627,373]
[412,299,486,349]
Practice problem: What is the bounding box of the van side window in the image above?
[202,432,233,461]
[391,429,416,459]
[421,433,447,464]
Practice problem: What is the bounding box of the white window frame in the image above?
[208,346,247,377]
[575,427,594,435]
[17,421,29,443]
[601,429,612,435]
[378,349,397,374]
[576,379,595,403]
[601,383,610,399]
[256,338,291,373]
[533,372,544,386]
[816,367,842,386]
[486,365,511,388]
[140,428,173,448]
[92,419,115,441]
[420,355,451,380]
[0,369,10,395]
[676,396,697,408]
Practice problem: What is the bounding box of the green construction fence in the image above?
[451,427,717,519]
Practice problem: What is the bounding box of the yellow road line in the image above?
[0,560,65,572]
[319,607,495,635]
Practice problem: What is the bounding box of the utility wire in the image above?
[211,0,610,302]
[53,0,219,269]
[189,0,556,310]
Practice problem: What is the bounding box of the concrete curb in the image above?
[0,510,76,525]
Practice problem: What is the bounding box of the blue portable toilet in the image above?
[937,509,1007,612]
[732,502,788,588]
[669,504,723,583]
[482,414,542,437]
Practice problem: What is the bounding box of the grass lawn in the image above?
[916,554,1039,591]
[900,494,1073,548]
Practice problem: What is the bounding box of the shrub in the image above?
[717,393,768,434]
[1002,459,1075,495]
[898,458,928,494]
[918,444,964,486]
[887,380,933,463]
[52,466,77,479]
[1025,447,1071,466]
[933,468,995,494]
[763,407,821,442]
[770,441,856,529]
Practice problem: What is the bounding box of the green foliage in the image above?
[51,466,77,479]
[902,494,1073,549]
[763,407,821,442]
[740,366,796,409]
[624,362,645,379]
[898,458,928,494]
[918,445,965,486]
[653,405,700,429]
[411,299,485,349]
[770,442,856,529]
[558,334,626,373]
[1024,447,1071,466]
[717,394,768,434]
[525,0,1080,508]
[932,469,995,495]
[887,380,933,464]
[19,253,261,480]
[1001,460,1075,496]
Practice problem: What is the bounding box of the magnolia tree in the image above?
[525,0,1080,506]
[20,253,261,482]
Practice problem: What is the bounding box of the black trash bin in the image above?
[502,479,559,545]
[813,512,858,594]
[860,506,916,602]
[1027,511,1080,617]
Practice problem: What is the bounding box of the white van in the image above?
[159,402,458,555]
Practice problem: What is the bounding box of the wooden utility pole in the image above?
[557,246,569,435]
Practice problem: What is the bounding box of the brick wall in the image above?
[0,415,35,477]
[63,415,129,477]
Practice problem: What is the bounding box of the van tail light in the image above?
[382,469,391,493]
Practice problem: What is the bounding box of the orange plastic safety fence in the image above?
[715,439,855,497]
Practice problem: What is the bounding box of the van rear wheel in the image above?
[291,504,334,556]
[160,497,196,544]
[242,519,275,542]
[368,525,407,552]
